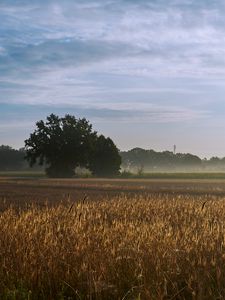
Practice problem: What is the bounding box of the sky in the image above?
[1,0,225,157]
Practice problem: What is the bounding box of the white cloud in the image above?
[0,0,224,126]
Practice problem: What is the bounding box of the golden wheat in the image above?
[0,193,225,299]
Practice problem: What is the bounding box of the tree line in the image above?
[0,114,121,177]
[0,145,27,171]
[1,114,225,176]
[121,148,225,172]
[2,145,225,174]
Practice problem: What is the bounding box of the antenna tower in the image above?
[173,145,176,155]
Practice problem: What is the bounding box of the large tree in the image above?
[89,135,121,177]
[25,114,97,177]
[25,114,121,177]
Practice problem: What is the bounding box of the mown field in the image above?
[1,177,225,299]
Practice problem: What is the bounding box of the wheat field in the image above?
[0,191,225,299]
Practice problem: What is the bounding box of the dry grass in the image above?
[0,193,225,299]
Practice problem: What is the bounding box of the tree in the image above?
[120,148,203,172]
[89,135,121,177]
[24,114,97,177]
[0,145,25,171]
[25,114,122,178]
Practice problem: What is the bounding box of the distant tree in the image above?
[24,114,97,177]
[0,145,25,171]
[209,157,221,164]
[120,148,203,172]
[177,153,202,166]
[89,135,121,177]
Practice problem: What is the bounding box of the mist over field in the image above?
[1,144,225,175]
[121,148,225,173]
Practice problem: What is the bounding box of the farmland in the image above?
[1,177,225,299]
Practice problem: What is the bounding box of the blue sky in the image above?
[1,0,225,157]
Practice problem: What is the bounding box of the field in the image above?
[1,177,225,299]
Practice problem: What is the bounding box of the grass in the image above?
[0,171,45,178]
[120,171,225,180]
[0,192,225,299]
[2,170,225,180]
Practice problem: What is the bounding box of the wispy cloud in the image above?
[1,0,225,79]
[1,0,225,154]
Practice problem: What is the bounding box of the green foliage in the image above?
[121,147,203,172]
[25,114,121,178]
[0,145,25,171]
[25,114,97,178]
[88,135,121,177]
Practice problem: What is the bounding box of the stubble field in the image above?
[1,177,225,299]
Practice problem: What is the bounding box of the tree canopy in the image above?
[121,148,203,172]
[89,135,121,177]
[24,114,121,177]
[0,145,25,171]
